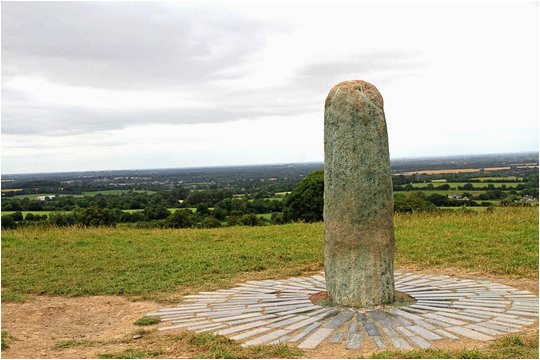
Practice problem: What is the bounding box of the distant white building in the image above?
[36,195,55,201]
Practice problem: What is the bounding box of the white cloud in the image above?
[1,1,538,173]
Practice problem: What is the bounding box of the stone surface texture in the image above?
[324,80,395,307]
[148,271,538,352]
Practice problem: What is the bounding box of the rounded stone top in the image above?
[325,80,384,109]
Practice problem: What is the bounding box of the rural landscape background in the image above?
[1,0,539,359]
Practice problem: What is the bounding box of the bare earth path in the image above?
[1,269,538,359]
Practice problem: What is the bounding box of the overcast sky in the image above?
[1,1,538,174]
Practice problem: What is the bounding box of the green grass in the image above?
[1,330,9,350]
[1,208,537,302]
[472,176,523,181]
[369,334,538,359]
[1,222,323,300]
[54,339,95,349]
[81,190,155,196]
[8,190,154,200]
[395,190,487,196]
[394,208,538,277]
[410,182,520,188]
[1,210,55,217]
[133,317,160,326]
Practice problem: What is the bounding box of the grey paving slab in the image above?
[361,322,381,336]
[412,319,437,330]
[348,321,359,334]
[346,333,363,350]
[323,310,355,329]
[268,315,308,328]
[434,328,459,340]
[422,313,466,326]
[378,321,412,350]
[243,329,293,346]
[421,317,453,328]
[492,316,533,326]
[370,336,387,349]
[407,325,442,341]
[289,322,322,342]
[226,314,277,325]
[432,311,486,323]
[230,327,272,341]
[466,324,504,336]
[506,310,539,317]
[480,321,520,333]
[276,305,321,316]
[446,326,494,341]
[330,332,344,344]
[286,311,336,331]
[298,328,335,349]
[216,320,270,336]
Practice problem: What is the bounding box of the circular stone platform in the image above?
[145,272,538,351]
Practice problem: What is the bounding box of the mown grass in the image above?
[369,334,539,359]
[1,222,323,300]
[1,208,537,301]
[394,207,538,278]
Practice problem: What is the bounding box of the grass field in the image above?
[472,176,523,181]
[8,190,154,200]
[1,207,537,302]
[1,207,204,217]
[410,182,520,188]
[394,190,488,196]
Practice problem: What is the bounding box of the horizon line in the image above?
[2,150,538,177]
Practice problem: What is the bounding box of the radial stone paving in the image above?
[146,272,538,351]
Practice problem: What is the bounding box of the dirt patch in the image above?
[1,296,160,359]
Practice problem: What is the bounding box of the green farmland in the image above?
[9,189,155,200]
[410,181,521,188]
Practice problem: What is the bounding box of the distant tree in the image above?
[426,193,449,206]
[270,212,285,225]
[196,203,210,216]
[198,216,221,228]
[167,209,196,228]
[11,211,23,222]
[238,213,259,226]
[25,213,36,221]
[143,204,170,221]
[79,207,116,227]
[1,215,17,229]
[283,170,323,222]
[394,192,435,213]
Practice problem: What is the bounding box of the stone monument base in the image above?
[145,271,538,353]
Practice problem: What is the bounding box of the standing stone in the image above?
[324,80,395,308]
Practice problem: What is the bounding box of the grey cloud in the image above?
[2,2,426,136]
[2,1,277,88]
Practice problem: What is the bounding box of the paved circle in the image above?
[146,272,538,350]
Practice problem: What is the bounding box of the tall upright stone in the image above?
[324,80,395,308]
